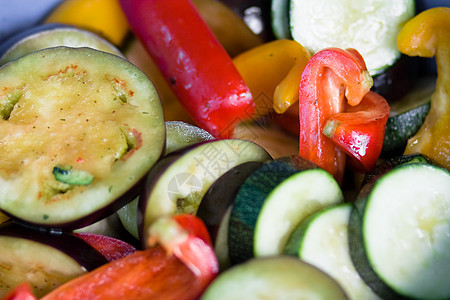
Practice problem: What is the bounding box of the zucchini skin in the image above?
[381,101,430,156]
[349,162,450,299]
[360,153,436,187]
[228,156,319,265]
[348,194,407,300]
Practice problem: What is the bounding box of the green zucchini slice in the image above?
[349,163,450,299]
[0,46,165,229]
[228,155,344,264]
[289,0,415,75]
[201,256,348,300]
[382,77,434,156]
[285,203,381,300]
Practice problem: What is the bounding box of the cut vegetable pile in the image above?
[0,0,449,299]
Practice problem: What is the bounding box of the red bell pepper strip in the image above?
[298,48,376,183]
[73,232,136,262]
[1,283,36,300]
[40,214,218,300]
[147,214,217,279]
[119,0,254,139]
[322,91,390,172]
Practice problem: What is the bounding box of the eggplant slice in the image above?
[0,46,165,230]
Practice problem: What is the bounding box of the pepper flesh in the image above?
[119,0,254,139]
[45,0,129,45]
[323,91,390,172]
[1,282,36,300]
[397,7,450,169]
[232,39,311,117]
[298,48,373,183]
[41,215,218,300]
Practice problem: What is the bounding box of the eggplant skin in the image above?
[197,161,264,243]
[0,47,165,229]
[0,221,108,298]
[371,55,420,103]
[0,221,108,270]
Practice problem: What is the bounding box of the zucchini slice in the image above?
[382,77,434,156]
[201,256,348,300]
[271,0,291,39]
[0,46,165,229]
[0,222,107,298]
[228,155,344,264]
[289,0,415,75]
[361,153,435,188]
[139,139,272,243]
[349,163,450,299]
[285,203,381,300]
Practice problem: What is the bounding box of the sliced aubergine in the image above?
[371,55,420,103]
[117,121,214,240]
[164,121,214,155]
[0,46,165,229]
[0,222,108,298]
[200,256,348,300]
[284,203,381,300]
[0,23,123,65]
[138,139,272,243]
[228,155,344,265]
[197,161,264,270]
[289,0,415,76]
[381,77,434,156]
[349,163,450,299]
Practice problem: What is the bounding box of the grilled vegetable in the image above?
[349,162,450,299]
[0,46,165,229]
[398,7,450,169]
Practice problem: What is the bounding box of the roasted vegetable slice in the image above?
[0,222,108,298]
[0,46,165,229]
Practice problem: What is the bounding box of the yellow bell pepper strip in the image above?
[232,39,311,117]
[45,0,129,46]
[298,48,375,183]
[397,7,450,169]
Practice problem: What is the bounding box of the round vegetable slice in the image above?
[200,256,348,300]
[284,203,381,300]
[139,139,271,243]
[0,24,123,66]
[0,46,165,229]
[228,155,344,264]
[117,121,214,240]
[0,222,108,298]
[349,163,450,299]
[289,0,415,75]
